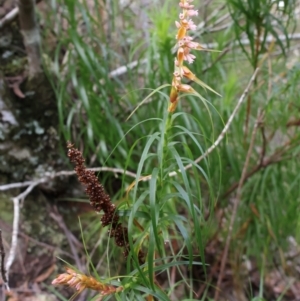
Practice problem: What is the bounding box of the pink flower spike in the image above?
[175,21,181,28]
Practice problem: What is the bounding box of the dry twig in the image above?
[0,167,137,192]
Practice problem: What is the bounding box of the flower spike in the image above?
[169,0,220,112]
[52,267,123,300]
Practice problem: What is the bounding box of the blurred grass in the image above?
[43,0,300,299]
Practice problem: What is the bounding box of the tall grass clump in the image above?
[52,0,221,300]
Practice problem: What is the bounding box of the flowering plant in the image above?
[52,1,220,300]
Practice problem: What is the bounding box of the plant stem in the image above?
[159,110,173,186]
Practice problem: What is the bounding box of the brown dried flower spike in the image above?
[67,142,129,253]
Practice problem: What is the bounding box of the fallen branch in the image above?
[0,167,137,192]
